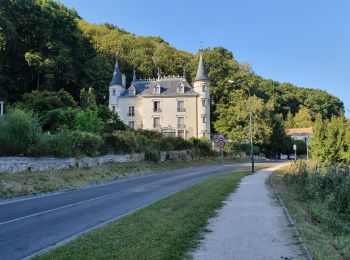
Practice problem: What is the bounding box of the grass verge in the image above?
[270,170,350,260]
[0,158,247,198]
[34,168,257,260]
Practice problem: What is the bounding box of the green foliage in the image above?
[28,131,74,157]
[0,0,86,101]
[74,108,103,133]
[80,87,97,108]
[159,137,193,152]
[28,130,102,157]
[19,90,77,117]
[293,107,313,128]
[0,108,41,155]
[144,147,160,163]
[104,131,138,154]
[310,115,350,163]
[97,106,126,133]
[71,131,103,157]
[42,107,103,133]
[188,137,213,157]
[214,89,274,146]
[284,161,350,227]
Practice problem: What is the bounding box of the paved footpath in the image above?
[193,165,308,260]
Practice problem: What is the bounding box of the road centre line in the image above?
[0,167,226,225]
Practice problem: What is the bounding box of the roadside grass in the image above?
[34,167,269,260]
[271,169,350,260]
[0,158,247,198]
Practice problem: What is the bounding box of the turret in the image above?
[109,59,125,112]
[193,54,211,138]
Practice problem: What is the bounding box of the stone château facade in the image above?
[108,55,211,139]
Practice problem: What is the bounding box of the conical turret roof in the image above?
[194,54,208,81]
[110,59,122,86]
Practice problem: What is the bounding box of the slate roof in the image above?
[194,54,209,81]
[110,60,123,86]
[119,77,198,98]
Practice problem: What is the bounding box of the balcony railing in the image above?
[127,113,135,117]
[153,108,162,112]
[177,124,186,128]
[177,107,186,112]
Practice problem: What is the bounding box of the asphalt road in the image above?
[0,161,279,259]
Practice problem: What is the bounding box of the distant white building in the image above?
[108,55,211,139]
[286,127,313,141]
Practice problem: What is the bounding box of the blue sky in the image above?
[59,0,349,117]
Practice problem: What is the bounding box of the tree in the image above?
[214,89,274,146]
[293,107,313,128]
[310,115,349,163]
[80,87,97,108]
[19,89,77,117]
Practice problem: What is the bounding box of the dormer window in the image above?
[177,84,184,94]
[153,84,160,94]
[129,86,135,96]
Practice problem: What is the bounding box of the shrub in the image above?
[144,146,160,163]
[71,131,103,157]
[159,137,193,151]
[42,107,103,133]
[28,131,74,157]
[285,161,350,216]
[189,137,213,157]
[0,108,41,155]
[74,108,103,133]
[42,107,78,132]
[104,131,138,154]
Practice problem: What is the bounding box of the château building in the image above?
[108,55,211,139]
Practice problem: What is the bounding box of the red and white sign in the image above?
[214,134,226,149]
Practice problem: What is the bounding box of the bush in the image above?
[42,107,103,133]
[0,108,41,155]
[104,131,139,154]
[159,137,193,151]
[28,131,74,157]
[189,137,213,157]
[71,131,103,157]
[285,161,350,215]
[74,108,103,133]
[144,146,160,163]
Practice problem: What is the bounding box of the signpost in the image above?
[214,134,226,167]
[293,144,297,161]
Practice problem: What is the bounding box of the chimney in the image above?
[122,74,126,88]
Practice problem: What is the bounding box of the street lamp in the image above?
[227,80,255,173]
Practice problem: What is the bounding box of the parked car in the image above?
[288,154,297,160]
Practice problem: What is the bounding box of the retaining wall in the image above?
[0,150,191,174]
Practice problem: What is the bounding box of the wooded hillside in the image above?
[0,0,345,156]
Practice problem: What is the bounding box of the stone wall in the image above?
[0,150,191,174]
[0,153,144,174]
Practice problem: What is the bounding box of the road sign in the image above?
[217,139,226,148]
[214,134,225,142]
[293,144,297,151]
[214,134,226,148]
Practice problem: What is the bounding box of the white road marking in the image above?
[0,167,223,225]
